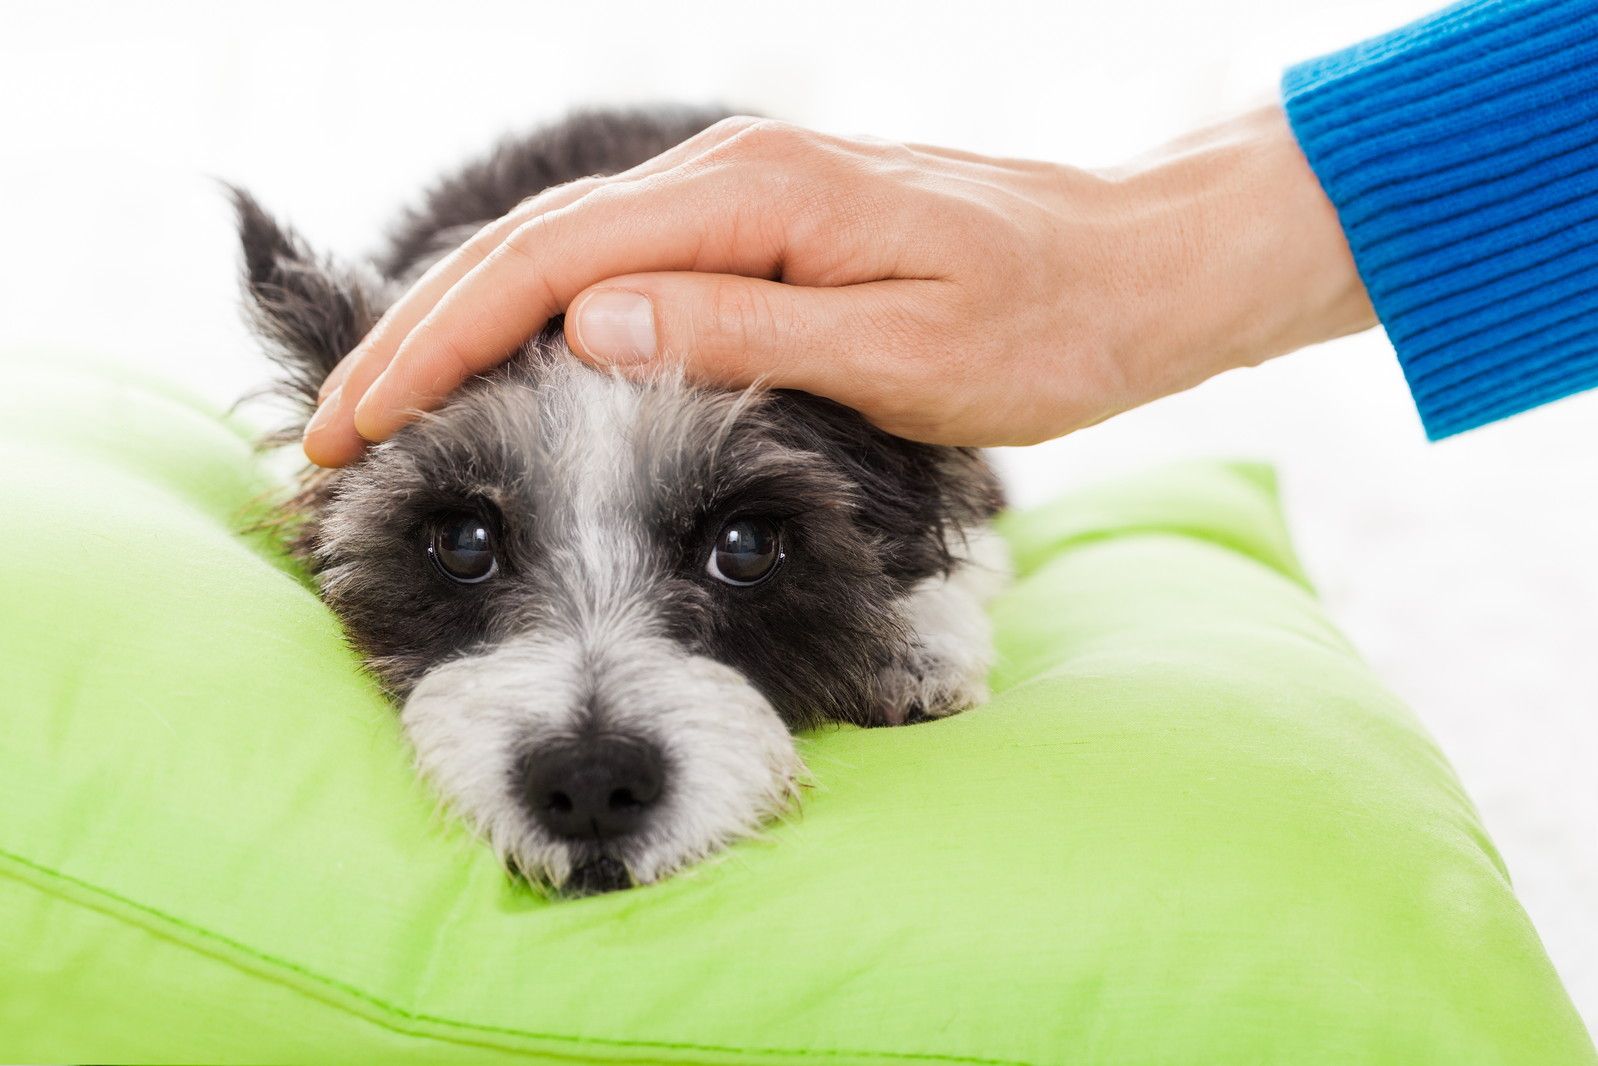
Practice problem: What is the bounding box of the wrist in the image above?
[1108,105,1375,394]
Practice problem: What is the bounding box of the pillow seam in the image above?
[0,846,1035,1066]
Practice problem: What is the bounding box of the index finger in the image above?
[349,163,789,442]
[312,116,763,409]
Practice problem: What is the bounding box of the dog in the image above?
[233,105,1007,895]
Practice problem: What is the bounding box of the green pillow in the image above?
[1,357,1591,1065]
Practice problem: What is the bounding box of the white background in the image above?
[4,0,1594,1030]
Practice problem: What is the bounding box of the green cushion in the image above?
[1,356,1591,1065]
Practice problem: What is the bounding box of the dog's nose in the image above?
[517,736,665,841]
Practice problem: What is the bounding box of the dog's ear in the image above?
[229,186,385,413]
[769,392,1005,583]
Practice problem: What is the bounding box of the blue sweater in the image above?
[1282,0,1598,439]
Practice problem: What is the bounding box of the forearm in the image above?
[1101,106,1376,398]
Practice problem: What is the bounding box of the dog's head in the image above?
[235,191,1003,893]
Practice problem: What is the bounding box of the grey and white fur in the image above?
[233,105,1007,895]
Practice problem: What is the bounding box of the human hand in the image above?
[304,106,1374,466]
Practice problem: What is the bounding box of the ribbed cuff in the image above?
[1282,0,1598,439]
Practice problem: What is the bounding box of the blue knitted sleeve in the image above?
[1282,0,1598,439]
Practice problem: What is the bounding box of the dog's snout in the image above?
[518,736,665,841]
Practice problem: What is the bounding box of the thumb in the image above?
[565,272,919,405]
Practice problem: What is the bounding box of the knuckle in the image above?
[530,175,600,208]
[501,211,580,282]
[706,281,779,361]
[573,178,636,210]
[504,178,603,236]
[493,234,562,312]
[725,118,811,159]
[707,114,764,140]
[503,215,548,258]
[513,178,573,216]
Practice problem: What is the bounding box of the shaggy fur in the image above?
[233,106,1006,894]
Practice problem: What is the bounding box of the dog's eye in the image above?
[707,517,783,587]
[430,513,498,584]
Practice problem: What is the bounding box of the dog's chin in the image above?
[508,846,634,896]
[502,832,712,897]
[562,854,633,896]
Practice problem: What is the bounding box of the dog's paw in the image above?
[866,666,990,728]
[867,534,1008,727]
[868,656,990,727]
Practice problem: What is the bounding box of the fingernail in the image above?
[574,291,656,364]
[304,385,342,439]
